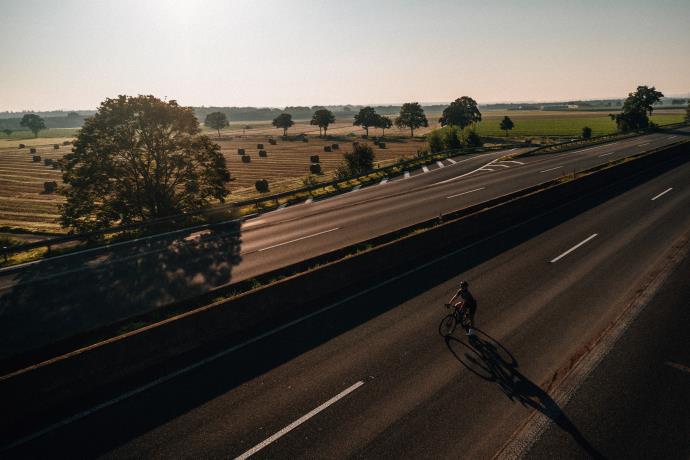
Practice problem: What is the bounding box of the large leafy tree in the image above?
[499,116,514,136]
[20,114,46,137]
[353,106,379,137]
[204,111,229,136]
[272,113,294,138]
[394,102,428,137]
[60,95,230,232]
[376,115,393,137]
[610,86,664,132]
[310,109,335,137]
[439,97,482,129]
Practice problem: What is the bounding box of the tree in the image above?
[427,130,444,153]
[204,111,229,137]
[582,126,593,139]
[499,116,514,136]
[376,115,393,137]
[310,109,335,137]
[272,113,294,138]
[20,114,46,137]
[353,106,379,137]
[442,126,462,150]
[686,100,690,123]
[439,97,482,129]
[610,86,664,133]
[394,102,429,137]
[338,143,375,177]
[2,128,12,137]
[60,95,230,232]
[461,127,483,148]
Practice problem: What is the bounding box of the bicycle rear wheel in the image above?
[439,314,457,336]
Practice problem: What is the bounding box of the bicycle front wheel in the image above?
[439,314,457,337]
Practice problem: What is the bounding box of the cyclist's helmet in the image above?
[459,281,469,290]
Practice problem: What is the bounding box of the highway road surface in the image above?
[526,252,690,459]
[0,128,688,360]
[3,133,689,458]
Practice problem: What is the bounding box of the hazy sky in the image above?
[1,0,689,110]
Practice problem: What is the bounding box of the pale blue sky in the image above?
[1,0,689,110]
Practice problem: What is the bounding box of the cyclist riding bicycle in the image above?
[449,280,477,336]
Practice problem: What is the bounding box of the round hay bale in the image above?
[331,144,339,150]
[241,155,251,163]
[32,155,41,162]
[323,146,332,152]
[268,139,277,145]
[43,181,58,193]
[257,143,264,149]
[310,155,320,163]
[378,142,387,149]
[30,147,37,154]
[310,163,322,174]
[44,158,54,166]
[53,144,60,150]
[258,150,267,158]
[238,148,245,155]
[18,144,26,149]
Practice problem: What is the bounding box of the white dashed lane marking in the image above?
[651,188,672,201]
[550,233,598,263]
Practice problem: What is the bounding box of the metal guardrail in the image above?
[1,144,508,262]
[516,121,689,157]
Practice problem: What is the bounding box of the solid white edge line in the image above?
[234,381,364,460]
[258,228,340,252]
[550,233,598,263]
[651,187,672,201]
[2,202,606,452]
[637,142,651,147]
[446,187,486,199]
[539,166,563,173]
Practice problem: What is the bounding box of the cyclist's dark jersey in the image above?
[456,290,477,313]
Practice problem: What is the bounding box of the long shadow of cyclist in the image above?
[444,329,604,459]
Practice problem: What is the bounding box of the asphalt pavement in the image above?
[0,128,688,360]
[526,247,690,459]
[4,132,690,458]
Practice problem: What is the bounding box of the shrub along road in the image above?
[4,134,690,458]
[0,128,688,362]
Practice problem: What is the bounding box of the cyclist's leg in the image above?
[466,305,477,335]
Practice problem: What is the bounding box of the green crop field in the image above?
[474,110,684,138]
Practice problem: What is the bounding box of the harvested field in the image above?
[0,109,683,233]
[0,143,66,233]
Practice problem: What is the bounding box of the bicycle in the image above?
[439,302,471,337]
